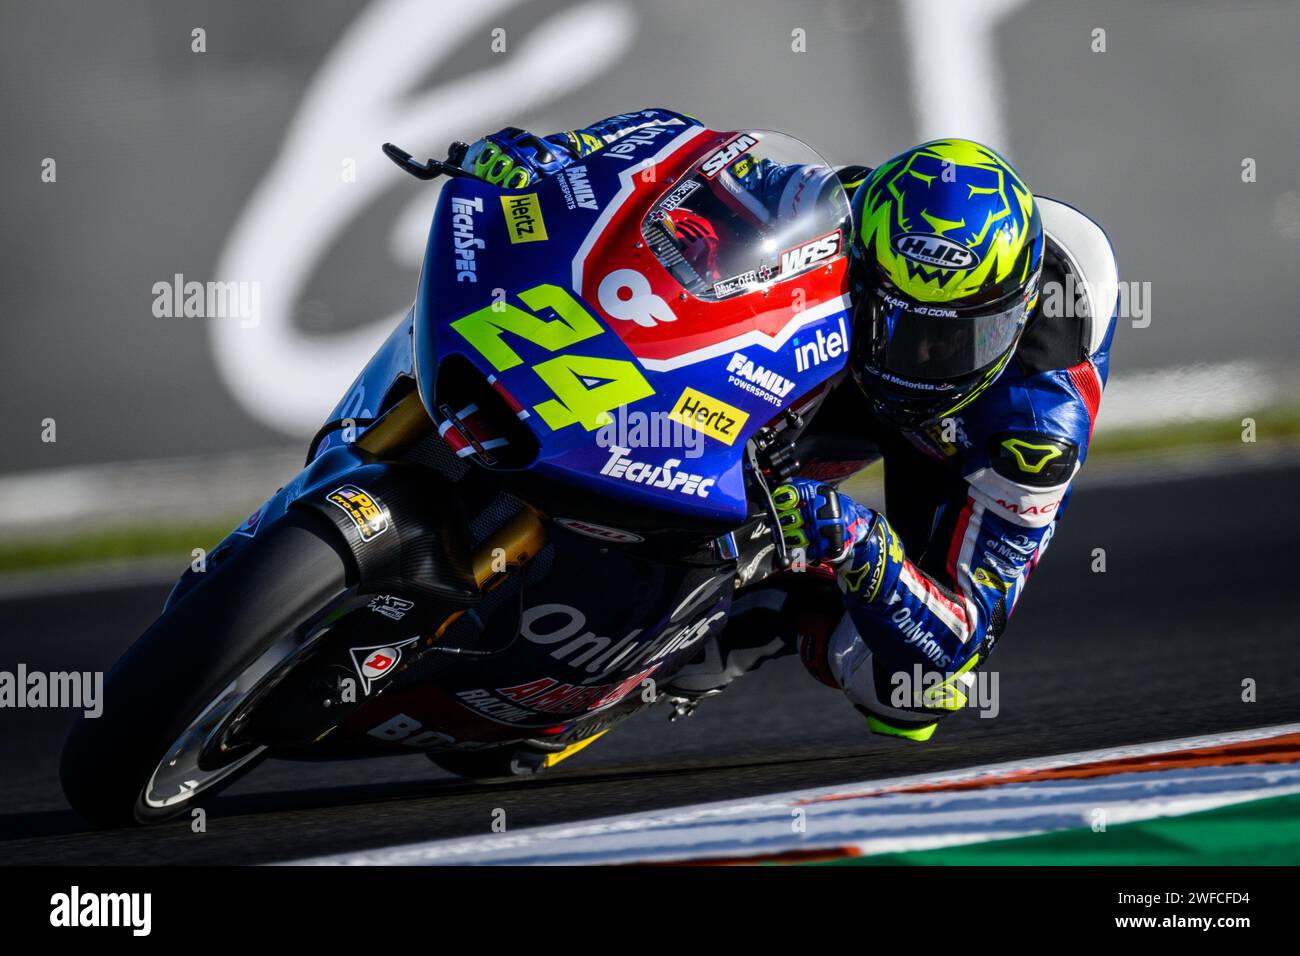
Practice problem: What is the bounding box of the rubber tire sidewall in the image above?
[59,512,352,828]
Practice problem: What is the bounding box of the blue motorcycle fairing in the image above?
[412,131,852,532]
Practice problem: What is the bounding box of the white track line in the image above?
[285,721,1300,866]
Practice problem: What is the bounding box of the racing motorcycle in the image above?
[61,123,855,826]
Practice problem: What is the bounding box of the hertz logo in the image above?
[668,387,749,445]
[501,193,549,244]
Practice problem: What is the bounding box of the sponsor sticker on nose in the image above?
[667,387,749,445]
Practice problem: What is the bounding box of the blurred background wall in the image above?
[3,0,1297,480]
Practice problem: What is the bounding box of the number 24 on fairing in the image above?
[451,283,654,432]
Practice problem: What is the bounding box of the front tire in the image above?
[60,512,352,827]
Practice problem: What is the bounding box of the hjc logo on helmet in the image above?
[892,233,980,270]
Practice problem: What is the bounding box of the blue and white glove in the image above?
[457,127,575,187]
[772,479,875,565]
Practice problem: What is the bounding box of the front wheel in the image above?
[60,511,352,827]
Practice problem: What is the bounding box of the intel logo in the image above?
[892,233,979,270]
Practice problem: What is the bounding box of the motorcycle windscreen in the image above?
[639,131,850,301]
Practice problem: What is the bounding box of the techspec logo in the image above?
[599,445,716,498]
[450,195,483,283]
[50,886,151,936]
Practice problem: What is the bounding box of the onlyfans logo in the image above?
[210,0,637,435]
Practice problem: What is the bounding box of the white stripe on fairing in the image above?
[570,124,709,293]
[284,722,1300,866]
[637,295,852,372]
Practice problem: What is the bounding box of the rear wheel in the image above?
[60,512,352,827]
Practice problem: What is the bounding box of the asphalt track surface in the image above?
[2,460,1298,865]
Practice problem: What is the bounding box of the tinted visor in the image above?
[868,284,1031,381]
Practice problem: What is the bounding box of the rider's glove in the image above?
[772,479,875,565]
[458,127,576,187]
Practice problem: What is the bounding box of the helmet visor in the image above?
[868,284,1031,382]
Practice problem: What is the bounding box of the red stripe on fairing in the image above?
[946,498,974,587]
[488,374,526,415]
[440,423,470,455]
[1066,360,1103,440]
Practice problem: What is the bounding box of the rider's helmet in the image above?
[849,139,1044,428]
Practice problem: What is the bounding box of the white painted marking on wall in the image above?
[209,0,638,435]
[901,0,1031,149]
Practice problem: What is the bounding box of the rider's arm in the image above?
[834,460,1068,679]
[830,349,1106,704]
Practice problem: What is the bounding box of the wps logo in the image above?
[501,193,549,244]
[892,233,979,269]
[702,133,759,178]
[668,387,749,445]
[780,230,841,275]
